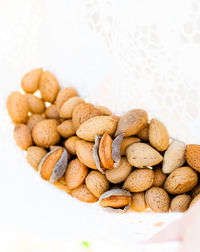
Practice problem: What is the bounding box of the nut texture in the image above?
[152,166,167,187]
[14,124,33,150]
[32,119,60,147]
[21,68,43,93]
[57,120,76,138]
[39,71,60,102]
[149,119,169,151]
[71,184,98,203]
[186,144,200,172]
[56,87,78,112]
[170,194,191,212]
[64,136,80,155]
[45,104,60,119]
[59,96,85,118]
[164,166,198,194]
[76,116,117,142]
[145,187,170,213]
[27,114,44,131]
[85,170,109,198]
[27,146,47,170]
[126,143,163,168]
[162,140,186,174]
[7,91,29,123]
[123,168,154,192]
[65,158,88,190]
[114,109,148,137]
[120,136,141,155]
[130,192,147,212]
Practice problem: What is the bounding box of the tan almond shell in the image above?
[64,136,80,155]
[72,103,102,131]
[126,143,163,168]
[25,94,45,114]
[149,119,169,152]
[162,140,186,174]
[7,91,29,124]
[114,109,148,137]
[39,71,60,102]
[123,168,154,192]
[27,114,44,131]
[130,192,147,212]
[120,137,141,156]
[45,104,60,120]
[59,96,85,118]
[136,123,149,141]
[76,116,117,142]
[27,146,47,170]
[71,184,98,203]
[32,119,60,148]
[85,170,109,198]
[186,144,200,172]
[21,68,43,93]
[190,194,200,208]
[96,106,112,116]
[152,166,167,187]
[75,140,97,169]
[164,166,198,194]
[190,184,200,199]
[99,132,114,169]
[105,157,132,184]
[56,87,78,112]
[65,158,88,190]
[57,120,76,138]
[170,194,191,212]
[145,187,170,213]
[14,124,33,150]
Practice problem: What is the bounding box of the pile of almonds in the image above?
[6,68,200,213]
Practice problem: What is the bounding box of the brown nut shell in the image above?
[85,170,109,198]
[7,91,29,123]
[21,68,43,93]
[56,87,78,112]
[72,103,102,130]
[45,104,60,120]
[114,109,148,137]
[130,192,147,212]
[152,166,167,187]
[27,146,47,170]
[96,106,112,116]
[105,157,132,184]
[59,96,85,118]
[76,116,117,142]
[57,120,76,138]
[14,124,33,150]
[170,194,191,212]
[75,140,97,169]
[32,119,60,147]
[27,114,44,131]
[123,168,154,192]
[136,123,149,141]
[126,143,163,168]
[99,132,114,169]
[149,119,169,152]
[164,166,198,194]
[145,187,170,213]
[39,71,60,102]
[25,94,45,114]
[71,184,98,203]
[186,144,200,172]
[120,137,141,156]
[65,158,88,190]
[64,136,80,155]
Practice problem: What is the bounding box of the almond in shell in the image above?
[71,184,98,203]
[59,96,85,118]
[25,94,45,114]
[27,114,44,131]
[136,123,149,141]
[96,106,112,116]
[45,104,60,120]
[186,144,200,172]
[190,194,200,208]
[27,146,47,170]
[57,120,76,138]
[130,192,147,212]
[21,68,43,93]
[152,166,167,187]
[56,87,78,112]
[170,194,191,212]
[64,136,80,155]
[120,136,141,156]
[14,124,33,150]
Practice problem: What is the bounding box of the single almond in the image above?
[57,120,76,138]
[85,170,109,198]
[186,144,200,172]
[162,140,186,174]
[145,187,170,213]
[60,96,85,118]
[170,194,191,212]
[106,157,132,184]
[100,195,131,208]
[164,166,198,194]
[21,68,43,93]
[75,140,97,169]
[14,124,33,150]
[65,158,88,190]
[27,146,47,170]
[149,119,169,151]
[56,87,78,112]
[39,71,60,102]
[71,184,98,203]
[32,119,60,147]
[126,143,163,168]
[99,132,114,169]
[96,106,112,116]
[130,192,147,212]
[120,136,141,156]
[45,104,60,120]
[7,91,29,123]
[123,168,154,192]
[136,123,149,141]
[77,116,117,142]
[152,166,167,187]
[114,109,148,137]
[72,103,102,130]
[25,94,45,114]
[64,136,80,155]
[27,114,44,131]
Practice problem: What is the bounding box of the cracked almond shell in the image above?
[112,133,124,168]
[93,135,105,174]
[99,132,114,169]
